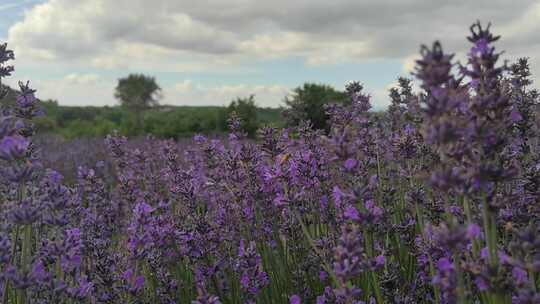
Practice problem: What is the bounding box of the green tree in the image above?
[284,83,348,131]
[114,74,161,133]
[34,116,58,133]
[219,95,259,137]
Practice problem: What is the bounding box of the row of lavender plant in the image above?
[0,22,539,303]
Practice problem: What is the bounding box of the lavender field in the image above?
[1,21,540,304]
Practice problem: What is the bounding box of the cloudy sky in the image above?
[0,0,538,109]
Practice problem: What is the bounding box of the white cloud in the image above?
[499,2,540,41]
[371,82,398,110]
[305,41,372,66]
[3,74,115,106]
[3,75,290,107]
[173,80,196,94]
[401,54,419,74]
[238,32,313,59]
[3,0,540,108]
[8,0,538,71]
[64,73,100,85]
[7,0,242,73]
[168,80,291,107]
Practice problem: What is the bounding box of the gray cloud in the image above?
[7,0,538,65]
[4,0,540,107]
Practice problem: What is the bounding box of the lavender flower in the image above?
[0,21,536,304]
[236,239,269,301]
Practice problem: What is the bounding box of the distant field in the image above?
[33,102,285,139]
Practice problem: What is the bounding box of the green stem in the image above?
[365,231,383,303]
[454,253,466,304]
[143,262,158,303]
[4,226,20,304]
[481,193,498,267]
[16,225,32,304]
[428,257,441,304]
[463,196,479,257]
[15,184,30,304]
[415,198,440,304]
[292,211,337,285]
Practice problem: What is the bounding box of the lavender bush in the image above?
[0,22,539,304]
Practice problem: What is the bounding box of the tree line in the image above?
[2,74,355,139]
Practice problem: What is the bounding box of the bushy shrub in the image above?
[284,82,349,132]
[219,95,259,137]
